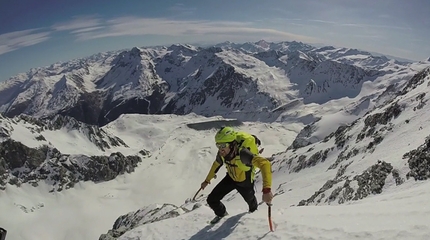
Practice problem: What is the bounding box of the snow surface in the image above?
[1,107,430,240]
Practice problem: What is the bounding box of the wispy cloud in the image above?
[270,17,412,31]
[352,34,385,40]
[306,19,412,31]
[51,15,103,31]
[71,27,105,34]
[0,15,319,56]
[0,29,50,55]
[64,16,318,43]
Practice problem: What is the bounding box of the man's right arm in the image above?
[204,153,223,183]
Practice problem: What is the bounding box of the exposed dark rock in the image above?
[99,203,191,240]
[0,140,146,191]
[405,135,430,180]
[0,126,10,138]
[139,149,150,156]
[15,114,129,151]
[364,102,402,129]
[292,149,330,172]
[84,153,141,182]
[323,123,355,149]
[300,161,393,205]
[328,146,350,170]
[398,67,430,96]
[35,135,46,141]
[298,179,340,206]
[99,83,169,126]
[334,125,351,149]
[4,100,32,118]
[0,139,45,170]
[288,123,318,150]
[59,91,106,125]
[353,161,393,199]
[392,169,405,185]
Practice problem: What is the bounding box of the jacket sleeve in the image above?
[240,148,272,189]
[252,156,272,189]
[204,153,223,183]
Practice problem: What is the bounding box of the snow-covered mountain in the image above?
[97,66,430,240]
[1,41,430,240]
[1,41,426,128]
[0,67,429,240]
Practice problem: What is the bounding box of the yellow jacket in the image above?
[205,132,272,189]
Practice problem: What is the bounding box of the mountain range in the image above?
[0,40,430,240]
[2,40,428,128]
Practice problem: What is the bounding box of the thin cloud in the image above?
[52,15,103,31]
[307,19,412,31]
[0,29,50,55]
[308,19,339,25]
[352,34,385,40]
[0,15,320,56]
[71,27,105,34]
[68,16,318,43]
[272,17,412,31]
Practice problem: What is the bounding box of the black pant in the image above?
[207,174,258,217]
[0,227,6,240]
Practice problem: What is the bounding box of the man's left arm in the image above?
[251,156,272,190]
[239,149,272,189]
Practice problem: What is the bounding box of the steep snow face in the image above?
[0,51,117,118]
[96,47,165,102]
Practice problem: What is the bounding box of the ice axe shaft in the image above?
[192,188,202,201]
[267,203,274,232]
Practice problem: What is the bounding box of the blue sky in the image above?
[1,0,429,81]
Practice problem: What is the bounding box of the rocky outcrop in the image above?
[405,135,430,181]
[0,140,147,191]
[298,161,394,206]
[99,203,196,240]
[13,114,129,151]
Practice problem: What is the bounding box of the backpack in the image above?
[251,134,264,153]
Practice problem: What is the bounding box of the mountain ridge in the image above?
[1,40,426,128]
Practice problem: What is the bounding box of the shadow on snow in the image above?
[187,212,247,240]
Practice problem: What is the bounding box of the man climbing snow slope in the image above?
[200,127,274,224]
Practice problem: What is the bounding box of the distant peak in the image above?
[130,47,142,54]
[256,39,269,48]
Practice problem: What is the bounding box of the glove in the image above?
[201,180,210,190]
[262,188,274,203]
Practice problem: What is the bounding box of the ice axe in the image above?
[192,174,217,201]
[192,188,202,201]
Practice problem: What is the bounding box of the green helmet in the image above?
[215,127,237,143]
